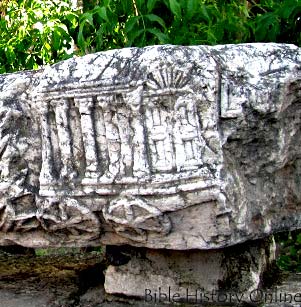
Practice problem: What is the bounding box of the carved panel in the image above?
[37,65,217,197]
[145,99,175,172]
[37,198,100,240]
[103,196,171,242]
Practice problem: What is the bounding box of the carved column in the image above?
[54,98,76,179]
[116,106,131,177]
[39,101,54,185]
[104,107,120,180]
[96,95,121,183]
[74,97,99,183]
[125,86,150,178]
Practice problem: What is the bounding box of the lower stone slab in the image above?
[104,238,276,304]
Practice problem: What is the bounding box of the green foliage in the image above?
[0,0,300,70]
[76,0,301,54]
[253,0,301,45]
[34,246,103,256]
[35,247,81,256]
[0,0,78,73]
[76,0,169,54]
[276,230,301,272]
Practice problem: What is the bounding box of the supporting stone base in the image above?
[104,238,276,304]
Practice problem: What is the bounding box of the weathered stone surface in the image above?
[0,43,300,249]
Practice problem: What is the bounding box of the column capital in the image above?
[74,96,94,113]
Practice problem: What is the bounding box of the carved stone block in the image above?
[0,43,300,249]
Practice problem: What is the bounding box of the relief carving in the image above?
[37,65,217,196]
[0,101,34,233]
[29,61,220,245]
[0,104,25,197]
[0,101,99,239]
[102,196,171,242]
[37,197,100,240]
[0,194,38,232]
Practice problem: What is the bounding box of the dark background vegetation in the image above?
[0,0,300,73]
[0,0,301,271]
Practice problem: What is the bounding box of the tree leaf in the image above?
[44,41,52,51]
[95,27,104,50]
[121,0,133,15]
[5,45,16,64]
[200,3,210,22]
[94,6,109,22]
[255,13,279,41]
[147,0,158,12]
[103,0,111,7]
[147,28,169,43]
[64,12,78,28]
[145,14,166,29]
[52,27,62,51]
[79,12,94,27]
[169,0,182,18]
[77,23,86,50]
[280,0,300,19]
[126,28,144,46]
[186,0,198,19]
[125,16,140,34]
[135,0,144,11]
[56,23,69,37]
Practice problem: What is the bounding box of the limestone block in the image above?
[0,43,300,249]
